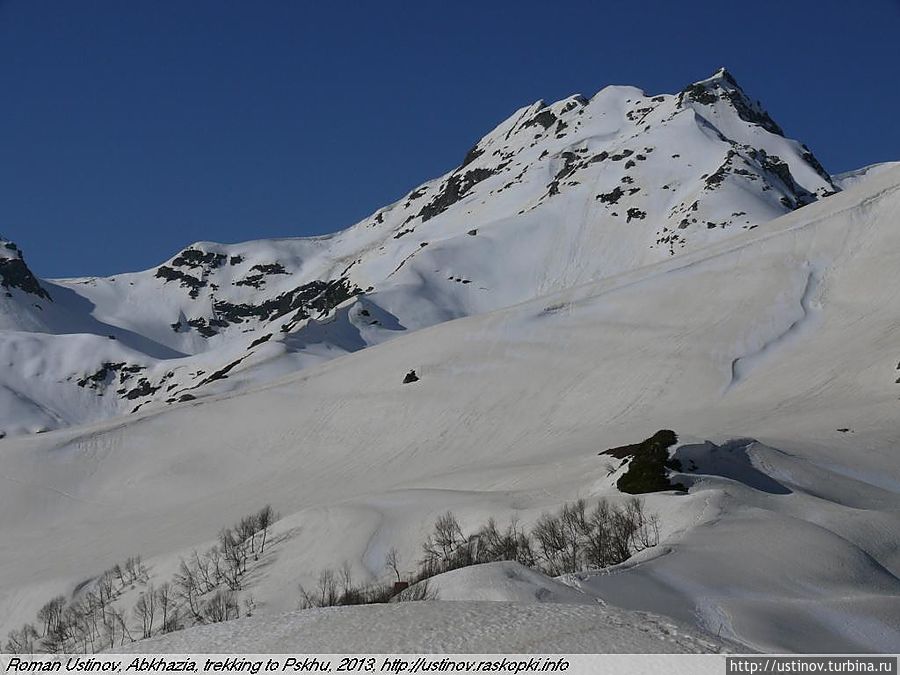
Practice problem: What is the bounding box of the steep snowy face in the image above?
[57,69,837,353]
[0,69,843,436]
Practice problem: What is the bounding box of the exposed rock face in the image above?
[0,239,51,300]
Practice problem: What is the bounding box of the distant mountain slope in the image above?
[833,161,900,190]
[0,68,840,436]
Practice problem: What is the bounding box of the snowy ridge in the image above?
[833,161,900,190]
[0,68,839,437]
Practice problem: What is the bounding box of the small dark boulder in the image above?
[403,370,419,384]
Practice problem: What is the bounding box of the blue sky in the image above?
[2,0,898,277]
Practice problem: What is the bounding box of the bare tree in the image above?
[175,559,202,621]
[123,556,146,585]
[110,607,133,647]
[133,586,156,639]
[111,563,126,589]
[154,582,178,634]
[5,624,39,654]
[625,497,660,551]
[532,512,567,575]
[97,572,115,606]
[298,569,340,609]
[191,549,216,593]
[256,505,275,554]
[560,499,587,572]
[202,590,238,623]
[37,596,66,638]
[237,515,258,554]
[219,528,247,590]
[584,500,613,568]
[421,512,468,574]
[385,547,402,583]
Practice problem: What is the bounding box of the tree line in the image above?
[3,505,275,654]
[4,496,660,652]
[297,496,659,609]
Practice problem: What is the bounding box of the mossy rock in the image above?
[601,429,686,494]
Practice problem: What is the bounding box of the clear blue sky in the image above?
[2,0,898,278]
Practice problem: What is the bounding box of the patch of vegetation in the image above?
[301,495,659,610]
[417,497,659,579]
[601,429,686,494]
[4,506,278,653]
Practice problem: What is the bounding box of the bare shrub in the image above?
[202,590,239,623]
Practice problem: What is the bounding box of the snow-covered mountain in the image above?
[0,68,838,437]
[2,68,900,654]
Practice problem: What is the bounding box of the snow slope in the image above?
[0,68,839,437]
[122,600,725,654]
[833,161,900,190]
[2,166,900,652]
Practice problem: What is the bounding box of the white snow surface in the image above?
[2,165,900,653]
[121,601,725,654]
[423,561,595,605]
[832,161,900,190]
[2,69,900,654]
[0,69,838,437]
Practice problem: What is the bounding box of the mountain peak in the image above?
[0,69,841,437]
[0,237,51,300]
[0,237,22,261]
[680,67,784,136]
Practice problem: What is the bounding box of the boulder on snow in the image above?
[403,370,419,384]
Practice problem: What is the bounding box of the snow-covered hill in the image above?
[833,161,900,190]
[0,68,839,437]
[2,162,900,653]
[124,596,727,653]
